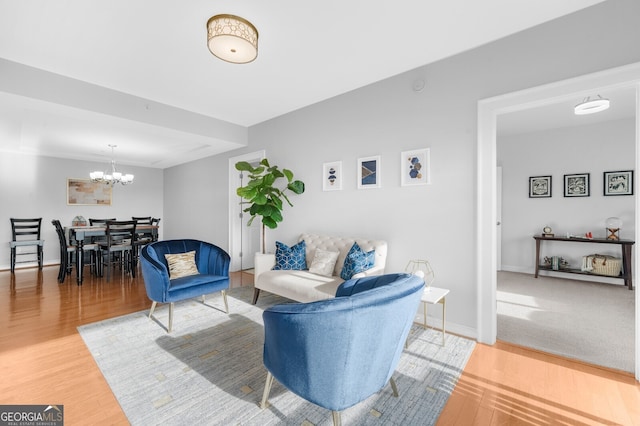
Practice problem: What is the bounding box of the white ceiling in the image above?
[0,0,609,168]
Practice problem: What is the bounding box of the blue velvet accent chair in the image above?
[140,239,230,332]
[260,273,424,425]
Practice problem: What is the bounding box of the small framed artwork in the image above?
[401,148,431,186]
[357,155,381,189]
[603,170,633,196]
[529,175,552,198]
[564,173,590,197]
[322,161,342,191]
[67,178,112,205]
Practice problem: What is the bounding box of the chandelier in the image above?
[207,14,258,64]
[90,144,134,186]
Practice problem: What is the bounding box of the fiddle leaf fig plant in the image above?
[235,158,305,252]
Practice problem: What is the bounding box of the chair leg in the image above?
[10,247,16,273]
[332,411,342,426]
[389,377,399,397]
[149,301,157,318]
[260,371,274,409]
[38,244,43,269]
[252,288,260,305]
[168,302,174,333]
[221,290,229,313]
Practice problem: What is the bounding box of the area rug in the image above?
[78,287,475,425]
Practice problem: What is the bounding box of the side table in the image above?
[420,287,450,345]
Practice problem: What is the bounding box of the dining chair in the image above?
[88,218,116,245]
[98,220,137,282]
[150,217,161,241]
[52,219,99,283]
[132,216,155,263]
[9,218,44,273]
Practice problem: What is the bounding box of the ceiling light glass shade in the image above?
[90,145,134,186]
[207,14,258,64]
[574,96,610,115]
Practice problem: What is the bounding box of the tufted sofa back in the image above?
[298,233,387,277]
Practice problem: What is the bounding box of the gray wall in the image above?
[498,118,636,279]
[164,0,640,337]
[0,152,163,269]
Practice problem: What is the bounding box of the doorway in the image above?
[228,150,265,272]
[477,62,640,380]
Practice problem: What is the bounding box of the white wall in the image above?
[165,0,640,337]
[0,152,163,269]
[498,118,636,279]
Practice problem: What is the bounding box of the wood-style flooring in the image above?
[1,266,638,425]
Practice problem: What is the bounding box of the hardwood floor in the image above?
[1,266,638,425]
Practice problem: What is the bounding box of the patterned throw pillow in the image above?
[340,242,375,280]
[308,249,340,277]
[273,240,307,270]
[164,251,199,279]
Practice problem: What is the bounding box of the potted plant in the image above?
[235,158,305,253]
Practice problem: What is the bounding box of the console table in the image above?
[533,235,635,290]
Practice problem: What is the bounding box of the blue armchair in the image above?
[260,273,424,425]
[140,239,230,332]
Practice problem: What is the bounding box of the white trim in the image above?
[228,150,265,272]
[477,61,640,381]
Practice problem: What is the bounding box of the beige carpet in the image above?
[497,271,635,373]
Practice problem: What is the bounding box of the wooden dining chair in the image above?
[98,220,137,282]
[52,219,99,282]
[9,218,44,273]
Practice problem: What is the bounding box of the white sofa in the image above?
[252,233,387,304]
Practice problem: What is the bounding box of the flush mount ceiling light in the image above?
[574,95,610,115]
[207,14,258,64]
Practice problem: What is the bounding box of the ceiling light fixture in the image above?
[207,14,258,64]
[574,95,610,115]
[90,144,134,186]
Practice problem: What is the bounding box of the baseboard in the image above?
[413,311,477,340]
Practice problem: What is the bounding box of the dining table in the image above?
[67,224,159,285]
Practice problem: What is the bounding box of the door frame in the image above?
[477,61,640,380]
[228,150,265,272]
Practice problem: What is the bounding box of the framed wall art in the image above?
[401,148,431,186]
[603,170,633,196]
[563,173,590,197]
[67,178,112,205]
[322,161,342,191]
[357,155,381,189]
[529,175,552,198]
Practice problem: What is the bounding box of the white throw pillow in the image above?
[308,249,340,277]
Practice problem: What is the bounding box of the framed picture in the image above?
[67,178,112,205]
[564,173,590,197]
[603,170,633,196]
[529,176,552,198]
[322,161,342,191]
[357,155,381,189]
[401,148,431,186]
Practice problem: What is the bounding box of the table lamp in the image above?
[405,259,435,291]
[605,217,622,240]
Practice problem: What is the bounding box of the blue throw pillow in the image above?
[340,242,375,280]
[273,240,307,270]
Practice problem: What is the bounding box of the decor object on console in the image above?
[529,176,552,198]
[542,226,554,237]
[260,273,424,426]
[605,216,622,240]
[564,173,589,197]
[253,233,387,305]
[140,239,230,332]
[603,170,633,196]
[581,254,622,277]
[235,158,305,253]
[405,259,435,291]
[574,95,610,115]
[89,144,134,186]
[207,14,258,64]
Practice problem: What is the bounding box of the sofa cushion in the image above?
[308,249,340,277]
[340,243,375,280]
[273,240,307,270]
[164,251,199,279]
